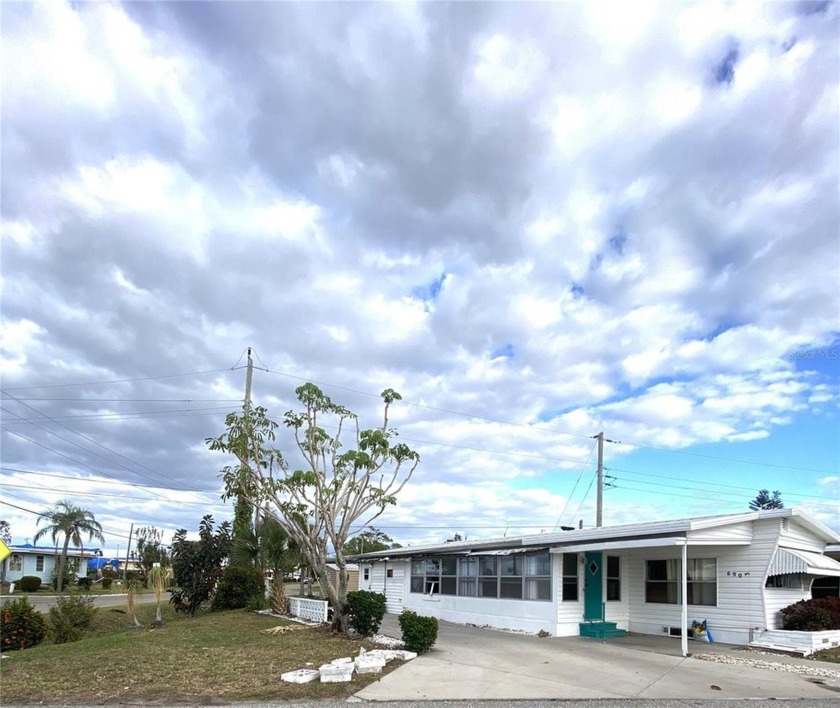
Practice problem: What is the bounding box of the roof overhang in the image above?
[769,548,840,577]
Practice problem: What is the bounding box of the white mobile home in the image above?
[357,509,840,654]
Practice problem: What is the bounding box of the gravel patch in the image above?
[693,652,840,679]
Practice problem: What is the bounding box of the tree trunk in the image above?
[270,575,288,615]
[57,536,71,592]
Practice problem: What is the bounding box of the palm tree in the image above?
[34,500,105,592]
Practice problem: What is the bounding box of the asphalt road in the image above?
[7,701,840,708]
[1,592,158,611]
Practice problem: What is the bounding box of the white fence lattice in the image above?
[288,596,329,623]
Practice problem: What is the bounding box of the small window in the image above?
[36,555,45,572]
[562,554,578,602]
[766,574,803,589]
[500,555,522,577]
[480,557,497,576]
[9,554,22,572]
[363,567,370,581]
[606,556,620,601]
[386,568,394,578]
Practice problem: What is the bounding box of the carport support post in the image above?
[680,539,688,657]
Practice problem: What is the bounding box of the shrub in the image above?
[245,594,271,612]
[52,564,76,591]
[18,576,42,593]
[126,570,143,585]
[102,578,113,590]
[344,590,387,637]
[399,610,438,653]
[1,597,46,651]
[48,594,97,644]
[781,597,840,631]
[210,564,264,612]
[77,577,92,590]
[101,564,118,579]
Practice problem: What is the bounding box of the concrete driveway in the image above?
[355,615,840,701]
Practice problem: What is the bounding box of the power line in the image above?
[0,467,220,493]
[0,427,197,503]
[607,467,836,502]
[0,495,135,542]
[260,366,835,474]
[553,441,597,530]
[0,367,236,392]
[0,406,234,424]
[2,398,242,403]
[1,394,198,491]
[608,438,833,474]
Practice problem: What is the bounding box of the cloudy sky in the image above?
[2,1,838,555]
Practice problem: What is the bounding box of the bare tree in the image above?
[207,383,419,632]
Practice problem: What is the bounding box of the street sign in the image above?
[0,539,10,564]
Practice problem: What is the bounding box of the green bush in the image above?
[18,576,42,593]
[398,610,438,653]
[101,578,113,590]
[781,597,840,631]
[77,577,92,590]
[344,590,387,637]
[48,594,97,644]
[52,570,75,591]
[210,564,264,612]
[1,597,47,651]
[126,570,143,585]
[245,594,271,612]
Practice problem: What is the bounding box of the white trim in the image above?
[681,541,688,658]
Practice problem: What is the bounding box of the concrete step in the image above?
[579,621,627,639]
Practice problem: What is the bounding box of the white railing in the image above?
[288,596,329,623]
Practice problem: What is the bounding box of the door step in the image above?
[579,621,627,639]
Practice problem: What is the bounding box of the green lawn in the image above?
[1,604,401,703]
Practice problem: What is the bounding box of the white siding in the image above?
[556,552,582,636]
[689,521,753,543]
[625,531,777,646]
[781,519,828,552]
[765,586,808,629]
[360,560,406,614]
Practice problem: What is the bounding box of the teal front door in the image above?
[583,551,603,621]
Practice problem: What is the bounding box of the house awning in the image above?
[468,547,549,556]
[769,548,840,577]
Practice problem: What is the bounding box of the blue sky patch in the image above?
[714,46,740,85]
[491,343,515,359]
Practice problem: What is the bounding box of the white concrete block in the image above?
[280,669,320,684]
[393,650,418,661]
[330,656,354,665]
[355,654,386,674]
[319,663,354,683]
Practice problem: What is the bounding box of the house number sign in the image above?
[726,570,751,578]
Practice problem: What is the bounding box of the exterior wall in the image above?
[365,558,556,634]
[4,550,93,586]
[781,519,826,552]
[625,537,777,646]
[360,561,405,614]
[321,568,359,594]
[764,586,809,629]
[556,552,629,636]
[4,553,58,585]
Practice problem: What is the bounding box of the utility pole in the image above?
[123,523,134,584]
[244,347,254,414]
[243,348,258,534]
[595,432,604,527]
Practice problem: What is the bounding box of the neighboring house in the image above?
[357,508,840,653]
[3,543,100,586]
[319,563,359,595]
[816,543,840,597]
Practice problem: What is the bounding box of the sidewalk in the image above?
[355,615,840,701]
